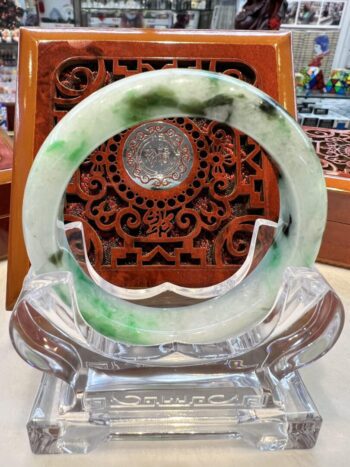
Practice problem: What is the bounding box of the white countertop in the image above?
[0,259,349,467]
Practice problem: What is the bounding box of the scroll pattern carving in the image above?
[54,56,279,288]
[304,127,350,178]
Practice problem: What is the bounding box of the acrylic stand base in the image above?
[10,224,344,454]
[28,368,321,454]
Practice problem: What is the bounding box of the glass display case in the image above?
[78,0,211,28]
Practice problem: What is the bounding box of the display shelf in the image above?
[297,90,350,99]
[80,5,211,10]
[297,94,350,130]
[79,0,211,28]
[0,41,18,46]
[80,0,212,11]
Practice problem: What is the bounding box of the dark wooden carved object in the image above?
[235,0,287,30]
[49,57,280,288]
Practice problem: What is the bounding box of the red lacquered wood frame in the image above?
[6,28,296,309]
[303,126,350,268]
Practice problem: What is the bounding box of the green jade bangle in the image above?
[23,69,327,345]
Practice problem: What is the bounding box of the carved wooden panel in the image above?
[303,126,350,269]
[50,55,279,288]
[65,118,278,287]
[304,127,350,179]
[8,30,297,307]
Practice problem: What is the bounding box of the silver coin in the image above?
[123,122,194,190]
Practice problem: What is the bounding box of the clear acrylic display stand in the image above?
[9,221,344,454]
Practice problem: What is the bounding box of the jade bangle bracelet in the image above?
[23,69,327,345]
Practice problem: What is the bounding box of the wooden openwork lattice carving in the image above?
[304,127,350,178]
[52,56,279,288]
